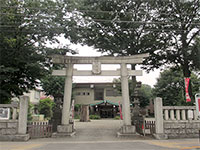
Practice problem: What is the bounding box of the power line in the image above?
[92,19,200,25]
[0,8,199,17]
[1,26,199,33]
[1,18,200,27]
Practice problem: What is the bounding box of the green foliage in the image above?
[74,114,80,119]
[89,115,101,120]
[74,104,81,111]
[38,98,55,120]
[40,75,65,98]
[143,1,200,78]
[66,0,199,79]
[153,68,200,106]
[138,84,153,108]
[28,102,34,121]
[114,116,120,120]
[0,0,75,103]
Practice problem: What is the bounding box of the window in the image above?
[106,88,120,97]
[76,92,90,96]
[94,88,104,100]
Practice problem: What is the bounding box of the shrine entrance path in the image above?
[32,119,150,142]
[74,119,123,141]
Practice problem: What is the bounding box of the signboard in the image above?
[0,108,10,120]
[195,93,200,117]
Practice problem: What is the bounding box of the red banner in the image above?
[198,99,200,111]
[118,101,123,120]
[184,78,191,102]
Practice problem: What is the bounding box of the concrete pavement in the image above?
[0,119,199,150]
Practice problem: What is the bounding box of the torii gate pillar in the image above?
[56,63,74,135]
[120,63,135,134]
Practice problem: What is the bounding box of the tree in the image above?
[38,98,55,119]
[143,0,200,78]
[64,0,157,90]
[138,84,153,108]
[0,0,74,103]
[153,68,200,106]
[65,0,199,102]
[40,75,65,99]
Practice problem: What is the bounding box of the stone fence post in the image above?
[153,97,167,139]
[18,96,28,134]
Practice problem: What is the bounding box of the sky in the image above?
[66,43,160,87]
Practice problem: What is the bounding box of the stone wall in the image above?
[0,120,18,135]
[0,96,30,141]
[164,121,200,138]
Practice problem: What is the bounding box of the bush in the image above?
[114,116,120,120]
[89,115,101,119]
[38,98,54,120]
[28,102,34,121]
[74,114,80,119]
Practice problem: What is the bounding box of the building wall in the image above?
[74,87,122,105]
[23,90,40,104]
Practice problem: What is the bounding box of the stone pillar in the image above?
[56,63,75,136]
[181,110,186,120]
[12,108,17,120]
[153,97,167,139]
[120,63,135,134]
[62,63,73,125]
[164,109,169,120]
[80,105,90,122]
[170,110,175,120]
[121,63,131,126]
[18,96,28,134]
[176,110,180,120]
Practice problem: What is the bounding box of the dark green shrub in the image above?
[114,116,120,120]
[38,98,55,120]
[89,115,101,119]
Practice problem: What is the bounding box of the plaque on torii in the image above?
[51,53,149,135]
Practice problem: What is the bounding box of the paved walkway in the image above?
[0,119,200,150]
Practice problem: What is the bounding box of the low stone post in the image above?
[176,110,180,120]
[18,96,28,134]
[17,96,30,141]
[80,105,90,122]
[164,109,169,120]
[153,97,167,139]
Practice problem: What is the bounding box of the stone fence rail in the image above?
[163,106,198,121]
[0,103,19,120]
[153,97,200,140]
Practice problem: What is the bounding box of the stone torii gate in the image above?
[51,53,149,136]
